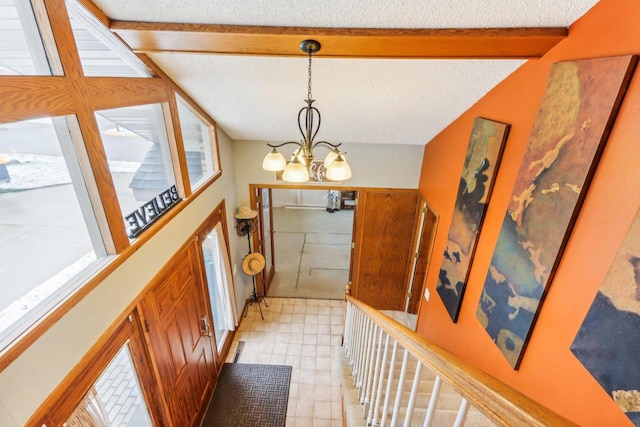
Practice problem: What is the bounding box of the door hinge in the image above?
[354,198,359,206]
[423,205,427,213]
[144,319,150,333]
[351,242,355,249]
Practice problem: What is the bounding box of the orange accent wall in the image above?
[416,1,640,425]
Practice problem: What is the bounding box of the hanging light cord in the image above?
[266,40,342,158]
[307,47,313,101]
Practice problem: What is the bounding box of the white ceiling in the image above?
[93,0,600,146]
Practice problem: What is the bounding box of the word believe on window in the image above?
[125,185,181,238]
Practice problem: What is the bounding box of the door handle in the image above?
[201,315,212,337]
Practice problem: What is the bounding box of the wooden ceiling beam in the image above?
[110,22,567,59]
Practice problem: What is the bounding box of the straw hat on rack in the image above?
[242,252,266,276]
[235,206,258,219]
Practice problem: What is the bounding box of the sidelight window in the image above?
[200,222,237,352]
[64,343,153,426]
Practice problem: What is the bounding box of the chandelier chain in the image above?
[307,48,312,100]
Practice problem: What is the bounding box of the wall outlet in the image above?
[424,288,430,301]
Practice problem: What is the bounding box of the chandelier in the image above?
[262,39,352,182]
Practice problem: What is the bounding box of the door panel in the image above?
[408,205,438,314]
[353,189,421,310]
[141,243,216,427]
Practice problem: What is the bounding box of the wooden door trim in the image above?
[28,310,168,427]
[408,198,440,316]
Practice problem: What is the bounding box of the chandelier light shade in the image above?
[262,148,287,171]
[325,154,352,181]
[262,39,351,182]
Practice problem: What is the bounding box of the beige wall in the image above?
[233,140,424,206]
[0,128,247,426]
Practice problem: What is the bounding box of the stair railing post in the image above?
[390,348,410,427]
[361,323,378,404]
[355,312,369,388]
[422,375,442,427]
[371,333,391,426]
[453,398,470,427]
[402,361,423,427]
[380,340,399,427]
[365,327,385,423]
[357,316,371,390]
[351,309,363,374]
[343,301,354,356]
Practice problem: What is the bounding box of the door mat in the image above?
[202,363,292,427]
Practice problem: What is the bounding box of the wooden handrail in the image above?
[345,296,577,427]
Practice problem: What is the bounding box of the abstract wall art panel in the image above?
[571,206,640,426]
[437,117,509,322]
[476,55,637,369]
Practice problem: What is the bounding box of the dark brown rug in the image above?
[202,363,292,427]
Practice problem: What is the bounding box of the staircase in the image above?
[338,344,494,426]
[339,297,578,427]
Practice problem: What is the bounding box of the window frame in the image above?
[28,311,168,426]
[0,0,223,371]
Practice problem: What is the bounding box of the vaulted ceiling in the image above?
[93,0,600,146]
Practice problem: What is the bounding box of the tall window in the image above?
[200,223,237,352]
[0,116,107,347]
[65,0,150,77]
[176,96,218,191]
[0,0,53,76]
[96,104,179,239]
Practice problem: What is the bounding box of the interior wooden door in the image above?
[140,242,217,427]
[408,204,438,314]
[352,189,422,310]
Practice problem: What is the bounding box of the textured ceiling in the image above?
[93,0,600,146]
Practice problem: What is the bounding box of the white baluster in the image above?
[351,310,363,374]
[371,333,391,426]
[344,301,353,355]
[380,341,399,427]
[453,398,470,427]
[357,317,371,390]
[403,361,423,427]
[361,324,378,404]
[354,312,367,387]
[371,334,391,425]
[367,329,385,425]
[422,375,442,427]
[390,349,410,427]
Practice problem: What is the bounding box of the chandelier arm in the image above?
[266,141,304,149]
[312,141,343,150]
[309,106,321,144]
[298,107,309,146]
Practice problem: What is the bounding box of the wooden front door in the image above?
[140,242,217,427]
[352,189,422,310]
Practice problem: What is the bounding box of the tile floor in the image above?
[268,208,354,300]
[225,297,345,426]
